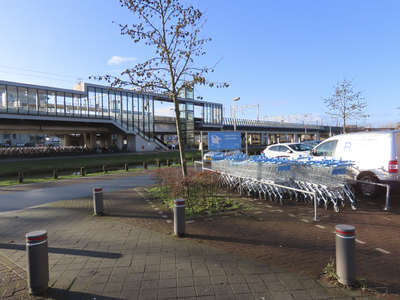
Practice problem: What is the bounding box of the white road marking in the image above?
[376,248,390,254]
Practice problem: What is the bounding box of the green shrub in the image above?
[151,168,243,216]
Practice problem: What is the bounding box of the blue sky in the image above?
[1,0,399,127]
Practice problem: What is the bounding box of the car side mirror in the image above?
[286,150,292,153]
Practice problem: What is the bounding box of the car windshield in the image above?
[288,143,313,151]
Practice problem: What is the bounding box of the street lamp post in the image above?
[304,115,307,141]
[233,97,240,131]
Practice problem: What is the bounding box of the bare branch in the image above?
[90,0,228,176]
[322,76,369,132]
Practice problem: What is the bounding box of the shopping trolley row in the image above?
[211,155,357,213]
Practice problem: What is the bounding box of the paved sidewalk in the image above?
[0,171,392,299]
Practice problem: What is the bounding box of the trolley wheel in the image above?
[351,203,357,210]
[340,200,346,208]
[334,205,340,213]
[324,201,329,210]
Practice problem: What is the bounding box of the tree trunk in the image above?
[173,96,187,177]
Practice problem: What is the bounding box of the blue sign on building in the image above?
[208,132,241,150]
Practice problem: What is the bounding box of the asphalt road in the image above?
[0,174,153,213]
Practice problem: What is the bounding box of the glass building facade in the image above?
[0,81,155,141]
[203,103,222,126]
[0,80,224,148]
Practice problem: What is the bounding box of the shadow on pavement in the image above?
[38,287,120,300]
[0,243,122,259]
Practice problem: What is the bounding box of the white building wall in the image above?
[135,135,158,151]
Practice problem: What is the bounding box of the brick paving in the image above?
[0,168,398,299]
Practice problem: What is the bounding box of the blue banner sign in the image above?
[208,132,241,150]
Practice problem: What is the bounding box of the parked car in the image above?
[203,149,241,162]
[309,130,400,197]
[302,140,322,148]
[262,143,312,159]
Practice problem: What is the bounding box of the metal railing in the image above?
[223,118,325,130]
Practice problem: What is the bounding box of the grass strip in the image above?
[0,151,202,177]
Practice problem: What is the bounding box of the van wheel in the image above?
[359,174,380,198]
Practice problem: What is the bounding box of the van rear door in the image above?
[393,133,400,175]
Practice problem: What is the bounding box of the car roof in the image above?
[268,142,306,146]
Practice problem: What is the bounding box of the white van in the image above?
[310,130,400,197]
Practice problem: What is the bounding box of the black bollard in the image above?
[18,173,23,183]
[53,170,58,179]
[167,160,170,167]
[174,199,186,237]
[80,167,85,176]
[93,187,104,215]
[143,162,147,169]
[125,163,129,171]
[103,165,107,173]
[157,160,161,168]
[26,230,49,294]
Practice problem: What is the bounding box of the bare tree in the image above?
[322,77,369,133]
[91,0,228,176]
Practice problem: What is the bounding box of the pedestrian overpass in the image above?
[154,116,340,147]
[0,80,340,151]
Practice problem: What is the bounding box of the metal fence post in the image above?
[26,230,49,294]
[335,224,356,285]
[93,187,104,215]
[174,199,185,237]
